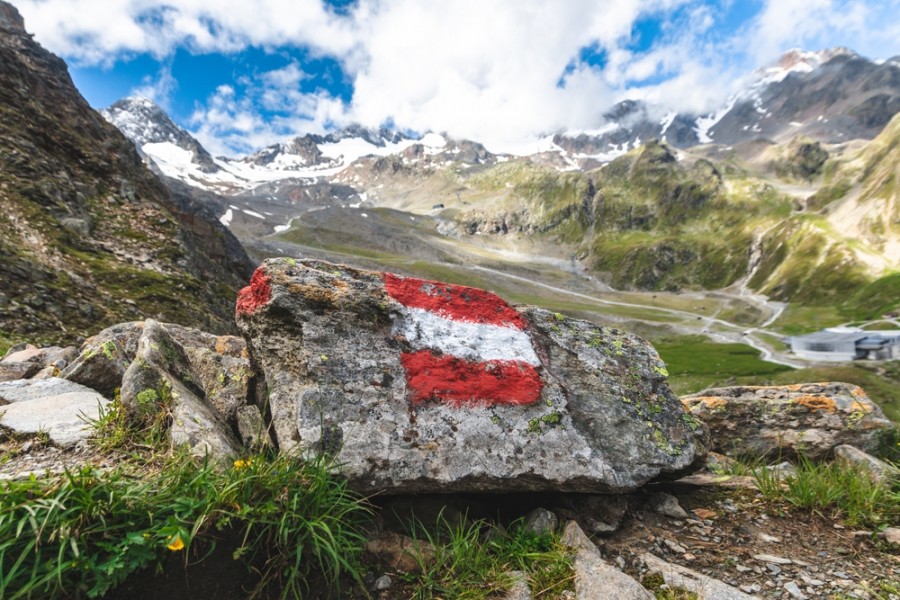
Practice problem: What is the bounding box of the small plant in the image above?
[752,455,899,527]
[401,514,574,599]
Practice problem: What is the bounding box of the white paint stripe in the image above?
[394,306,540,365]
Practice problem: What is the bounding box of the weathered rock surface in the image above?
[0,377,91,404]
[561,521,653,599]
[236,259,706,493]
[119,320,243,458]
[641,553,758,599]
[833,444,898,483]
[682,383,894,459]
[62,322,146,397]
[0,379,108,446]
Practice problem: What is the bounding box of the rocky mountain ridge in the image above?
[105,47,900,195]
[0,1,253,346]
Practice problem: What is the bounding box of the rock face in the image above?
[0,1,252,345]
[1,320,260,457]
[682,383,894,459]
[236,259,706,493]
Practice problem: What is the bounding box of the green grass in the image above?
[401,515,574,599]
[655,335,792,394]
[0,330,18,357]
[0,452,370,599]
[752,455,899,528]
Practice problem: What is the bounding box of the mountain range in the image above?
[0,0,897,350]
[101,46,899,324]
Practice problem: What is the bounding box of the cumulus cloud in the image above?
[132,63,178,109]
[13,0,900,154]
[189,66,348,156]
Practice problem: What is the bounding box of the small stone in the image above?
[768,564,783,576]
[768,461,797,478]
[524,508,558,535]
[834,445,899,484]
[878,527,900,545]
[758,533,782,543]
[754,554,793,565]
[662,538,687,554]
[503,571,531,600]
[692,508,717,520]
[374,575,392,591]
[648,492,689,519]
[20,441,33,453]
[365,531,435,573]
[736,565,751,573]
[784,581,808,599]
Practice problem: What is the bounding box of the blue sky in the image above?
[12,0,900,155]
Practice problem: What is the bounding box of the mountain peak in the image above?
[103,96,219,174]
[0,1,25,33]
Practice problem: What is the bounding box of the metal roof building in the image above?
[787,329,900,361]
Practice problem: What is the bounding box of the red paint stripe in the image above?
[383,273,526,329]
[400,350,542,406]
[236,267,272,315]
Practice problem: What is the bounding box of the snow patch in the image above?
[219,209,233,227]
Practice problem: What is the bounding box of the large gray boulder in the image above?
[236,259,706,493]
[682,383,894,459]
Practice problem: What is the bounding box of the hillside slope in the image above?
[0,2,253,345]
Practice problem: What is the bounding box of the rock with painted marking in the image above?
[235,258,706,493]
[682,384,894,459]
[0,379,108,446]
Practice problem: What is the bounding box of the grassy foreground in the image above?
[0,452,369,599]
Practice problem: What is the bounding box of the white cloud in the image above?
[132,63,177,108]
[188,68,349,156]
[12,0,900,155]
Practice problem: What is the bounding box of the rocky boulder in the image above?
[236,258,706,494]
[682,383,894,459]
[1,343,77,382]
[0,378,108,446]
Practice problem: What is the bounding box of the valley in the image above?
[90,50,900,424]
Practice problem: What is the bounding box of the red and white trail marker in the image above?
[383,273,543,407]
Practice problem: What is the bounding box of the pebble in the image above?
[758,533,782,543]
[663,538,687,554]
[754,554,792,565]
[784,581,807,599]
[374,575,392,591]
[768,563,783,576]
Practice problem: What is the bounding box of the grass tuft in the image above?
[0,452,369,599]
[400,514,574,599]
[751,455,899,527]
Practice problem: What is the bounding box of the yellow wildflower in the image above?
[233,458,252,470]
[167,536,185,551]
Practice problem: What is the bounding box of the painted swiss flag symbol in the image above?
[384,273,543,407]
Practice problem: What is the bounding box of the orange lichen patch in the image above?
[288,283,342,306]
[794,395,837,413]
[850,386,868,398]
[214,336,244,356]
[684,396,728,411]
[848,400,873,414]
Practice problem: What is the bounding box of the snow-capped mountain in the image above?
[104,47,899,195]
[543,48,899,161]
[102,97,220,174]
